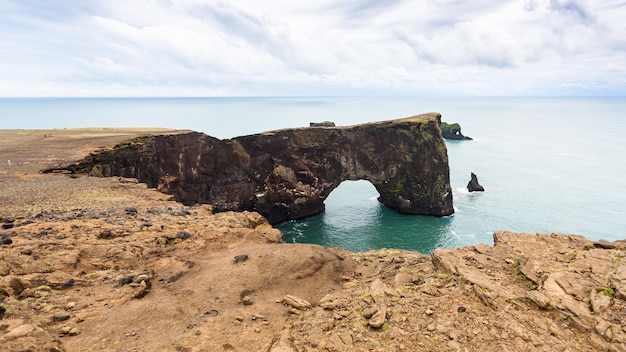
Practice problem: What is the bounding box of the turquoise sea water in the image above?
[1,97,625,252]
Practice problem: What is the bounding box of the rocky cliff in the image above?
[3,129,626,352]
[47,113,454,224]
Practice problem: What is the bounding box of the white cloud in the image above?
[0,0,624,96]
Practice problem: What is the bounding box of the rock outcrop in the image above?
[309,121,335,127]
[266,231,626,352]
[441,122,472,140]
[46,113,454,224]
[467,172,485,192]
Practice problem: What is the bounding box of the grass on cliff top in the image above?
[440,122,461,129]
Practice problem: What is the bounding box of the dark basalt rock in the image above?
[45,113,454,224]
[309,121,336,127]
[441,122,472,140]
[467,172,485,192]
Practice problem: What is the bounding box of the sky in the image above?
[1,0,625,97]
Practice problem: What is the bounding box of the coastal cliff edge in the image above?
[1,128,624,352]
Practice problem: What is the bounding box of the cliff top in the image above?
[260,112,441,136]
[0,128,190,175]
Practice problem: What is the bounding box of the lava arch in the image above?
[47,112,454,224]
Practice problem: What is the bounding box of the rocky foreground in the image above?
[1,129,626,351]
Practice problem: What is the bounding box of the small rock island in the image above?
[47,113,454,223]
[441,122,472,140]
[467,172,485,192]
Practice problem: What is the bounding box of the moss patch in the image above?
[441,122,461,130]
[272,165,297,183]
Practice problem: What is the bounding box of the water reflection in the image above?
[278,180,455,253]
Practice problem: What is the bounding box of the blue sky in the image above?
[1,0,625,97]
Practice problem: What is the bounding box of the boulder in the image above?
[282,295,312,310]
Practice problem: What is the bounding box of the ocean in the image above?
[1,96,625,253]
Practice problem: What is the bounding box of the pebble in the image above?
[173,209,189,216]
[176,231,191,239]
[98,229,114,239]
[457,306,467,313]
[119,276,135,286]
[233,254,248,263]
[53,313,71,321]
[361,307,378,319]
[1,237,12,245]
[62,278,75,288]
[139,222,153,230]
[241,296,253,305]
[19,288,35,298]
[135,274,151,284]
[133,286,150,299]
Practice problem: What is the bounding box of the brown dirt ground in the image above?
[1,129,626,352]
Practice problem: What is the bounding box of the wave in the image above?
[454,187,470,195]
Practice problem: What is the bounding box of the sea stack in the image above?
[467,172,484,192]
[440,122,472,140]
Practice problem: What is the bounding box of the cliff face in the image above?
[50,113,453,223]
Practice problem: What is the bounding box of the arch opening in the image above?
[322,180,382,228]
[278,179,457,252]
[278,180,384,248]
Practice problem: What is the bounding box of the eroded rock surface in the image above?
[45,113,454,223]
[266,231,626,352]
